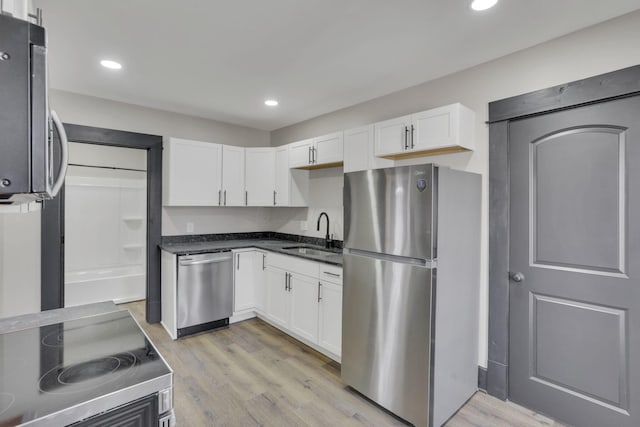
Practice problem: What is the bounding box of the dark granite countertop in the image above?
[159,232,343,266]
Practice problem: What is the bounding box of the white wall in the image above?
[0,92,271,318]
[270,10,640,368]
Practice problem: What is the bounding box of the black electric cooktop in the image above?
[0,310,171,426]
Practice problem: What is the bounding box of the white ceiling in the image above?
[33,0,640,131]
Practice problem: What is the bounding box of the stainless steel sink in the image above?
[281,246,339,257]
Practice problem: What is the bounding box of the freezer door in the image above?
[342,251,435,427]
[344,165,436,260]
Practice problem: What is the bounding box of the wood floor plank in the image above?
[123,302,566,427]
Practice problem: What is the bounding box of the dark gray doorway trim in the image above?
[41,124,163,324]
[487,64,640,400]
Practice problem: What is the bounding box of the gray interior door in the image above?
[508,95,640,427]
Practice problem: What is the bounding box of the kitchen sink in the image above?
[281,246,339,257]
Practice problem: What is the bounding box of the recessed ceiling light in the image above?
[100,59,122,70]
[471,0,498,11]
[264,99,279,107]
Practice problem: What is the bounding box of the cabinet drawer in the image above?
[319,265,342,284]
[266,252,318,278]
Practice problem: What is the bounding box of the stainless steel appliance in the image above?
[177,251,233,337]
[0,308,174,426]
[342,164,481,427]
[0,13,68,205]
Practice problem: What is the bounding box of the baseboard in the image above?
[478,365,488,391]
[230,310,257,324]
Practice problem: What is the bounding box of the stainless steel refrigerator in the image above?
[342,164,481,427]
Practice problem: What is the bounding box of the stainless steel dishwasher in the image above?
[177,251,233,337]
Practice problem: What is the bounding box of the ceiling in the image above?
[33,0,640,131]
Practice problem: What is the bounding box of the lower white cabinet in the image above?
[265,266,290,329]
[289,273,320,343]
[318,280,342,356]
[230,249,342,361]
[233,250,255,313]
[254,251,267,313]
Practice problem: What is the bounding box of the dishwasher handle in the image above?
[179,252,232,266]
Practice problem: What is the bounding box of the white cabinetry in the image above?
[289,273,320,343]
[288,138,315,168]
[1,0,29,20]
[265,266,290,329]
[318,265,343,358]
[221,145,245,206]
[245,148,276,206]
[344,125,394,173]
[288,132,344,169]
[254,251,267,313]
[232,250,255,313]
[275,146,309,206]
[163,137,222,206]
[374,103,475,159]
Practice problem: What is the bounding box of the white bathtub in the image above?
[65,265,145,307]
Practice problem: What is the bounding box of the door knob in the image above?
[510,272,525,283]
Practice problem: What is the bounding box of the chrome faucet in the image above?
[317,212,331,248]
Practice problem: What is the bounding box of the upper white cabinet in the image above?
[275,146,309,206]
[374,103,475,159]
[343,125,394,173]
[163,137,222,206]
[288,138,315,168]
[245,148,276,206]
[1,0,29,20]
[221,145,245,206]
[288,132,344,169]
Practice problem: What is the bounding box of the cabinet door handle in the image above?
[284,272,288,291]
[262,253,266,270]
[323,271,340,277]
[218,190,221,206]
[224,190,227,206]
[404,126,409,150]
[312,147,316,164]
[411,124,415,149]
[318,282,322,302]
[273,190,276,206]
[288,273,292,292]
[308,146,312,164]
[245,191,248,206]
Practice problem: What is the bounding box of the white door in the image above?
[412,104,456,152]
[274,146,290,206]
[318,281,342,356]
[164,138,222,206]
[222,145,245,206]
[233,250,254,313]
[245,148,276,206]
[289,274,319,343]
[265,266,290,328]
[288,139,314,168]
[374,115,412,157]
[344,125,393,173]
[254,251,267,313]
[314,132,343,165]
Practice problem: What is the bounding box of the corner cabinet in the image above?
[245,148,276,206]
[343,124,394,173]
[374,103,475,159]
[275,146,309,206]
[163,137,222,206]
[289,132,344,169]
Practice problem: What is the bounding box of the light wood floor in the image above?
[124,301,565,427]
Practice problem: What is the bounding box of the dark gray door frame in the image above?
[486,65,640,400]
[41,124,163,324]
